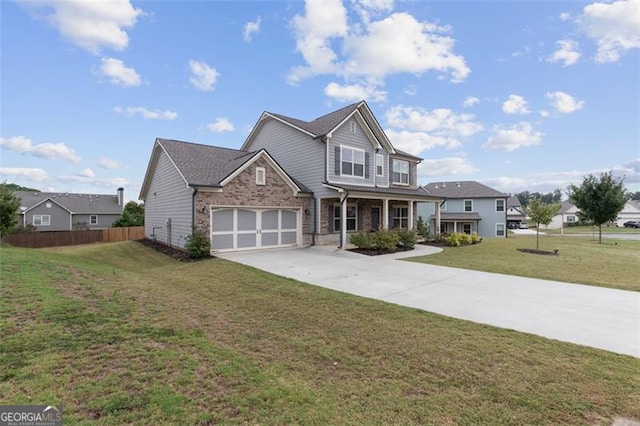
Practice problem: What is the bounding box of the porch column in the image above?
[435,201,441,237]
[382,198,389,229]
[341,194,348,249]
[408,201,414,230]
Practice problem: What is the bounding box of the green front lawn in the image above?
[408,235,640,291]
[546,225,640,234]
[1,241,639,424]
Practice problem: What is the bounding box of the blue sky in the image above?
[1,0,639,203]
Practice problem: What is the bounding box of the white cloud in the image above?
[0,167,50,182]
[462,96,479,108]
[288,1,469,93]
[189,60,219,91]
[59,173,131,188]
[560,12,572,22]
[545,91,585,114]
[386,129,461,155]
[1,136,81,163]
[114,106,177,120]
[386,105,483,137]
[98,57,141,87]
[577,0,640,63]
[417,157,478,177]
[502,95,530,115]
[483,122,542,151]
[99,157,124,169]
[206,118,235,133]
[612,158,640,183]
[324,81,387,102]
[77,168,96,178]
[548,39,581,66]
[243,16,261,42]
[21,0,143,54]
[540,110,551,118]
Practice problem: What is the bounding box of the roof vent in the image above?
[456,182,460,187]
[442,182,446,188]
[434,184,439,189]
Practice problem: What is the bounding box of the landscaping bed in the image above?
[348,246,414,256]
[517,248,559,256]
[137,238,212,262]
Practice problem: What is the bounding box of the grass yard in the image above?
[1,241,639,424]
[408,235,640,291]
[545,225,640,234]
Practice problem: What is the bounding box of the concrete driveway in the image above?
[218,245,640,358]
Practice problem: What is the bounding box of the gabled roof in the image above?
[242,101,424,161]
[323,182,443,201]
[139,138,311,199]
[422,181,508,199]
[507,196,521,207]
[560,201,577,214]
[15,190,122,214]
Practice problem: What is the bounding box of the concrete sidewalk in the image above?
[218,245,640,358]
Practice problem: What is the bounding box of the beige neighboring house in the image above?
[548,201,580,229]
[547,199,640,228]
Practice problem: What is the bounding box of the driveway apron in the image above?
[218,245,640,358]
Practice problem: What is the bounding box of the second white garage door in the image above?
[211,207,300,252]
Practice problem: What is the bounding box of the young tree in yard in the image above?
[568,172,629,244]
[524,198,561,251]
[112,201,145,227]
[0,184,21,238]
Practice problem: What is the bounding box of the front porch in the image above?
[317,184,443,247]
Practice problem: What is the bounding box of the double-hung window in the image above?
[376,154,384,176]
[496,199,505,212]
[464,199,473,212]
[496,223,505,237]
[90,215,98,225]
[392,206,408,229]
[341,146,365,177]
[33,215,50,226]
[391,159,409,184]
[333,204,357,231]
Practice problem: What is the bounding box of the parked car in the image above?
[519,222,529,229]
[623,221,640,228]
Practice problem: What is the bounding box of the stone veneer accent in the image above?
[194,156,312,246]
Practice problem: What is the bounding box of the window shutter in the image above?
[408,163,412,185]
[358,206,364,231]
[364,153,370,179]
[334,146,340,175]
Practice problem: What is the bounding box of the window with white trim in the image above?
[567,215,576,222]
[496,199,505,212]
[256,167,266,185]
[376,153,384,176]
[392,206,409,229]
[333,204,357,232]
[90,215,98,225]
[46,202,51,208]
[391,159,409,184]
[464,199,473,212]
[496,223,505,236]
[341,146,365,177]
[463,223,472,234]
[349,120,357,134]
[33,215,50,226]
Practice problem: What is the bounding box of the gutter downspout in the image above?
[312,196,317,246]
[191,186,199,233]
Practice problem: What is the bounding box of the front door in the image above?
[371,207,381,231]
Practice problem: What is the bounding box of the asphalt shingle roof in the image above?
[157,138,257,187]
[422,181,508,198]
[432,212,483,221]
[269,102,361,137]
[156,138,311,193]
[15,191,122,214]
[325,183,441,200]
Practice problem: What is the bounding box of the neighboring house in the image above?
[548,201,580,229]
[549,199,640,228]
[417,181,509,238]
[507,196,526,228]
[15,188,124,231]
[140,101,443,252]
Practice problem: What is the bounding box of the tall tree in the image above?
[524,199,561,251]
[112,201,145,227]
[568,172,629,244]
[0,182,39,192]
[0,184,22,237]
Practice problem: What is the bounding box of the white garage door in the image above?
[210,208,299,252]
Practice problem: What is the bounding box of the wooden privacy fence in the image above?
[3,227,145,248]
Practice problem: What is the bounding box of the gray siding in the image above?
[327,119,389,187]
[144,150,194,248]
[72,213,120,229]
[248,119,330,196]
[25,202,70,231]
[417,197,508,238]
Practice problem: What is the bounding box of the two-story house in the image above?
[139,101,443,252]
[417,181,509,237]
